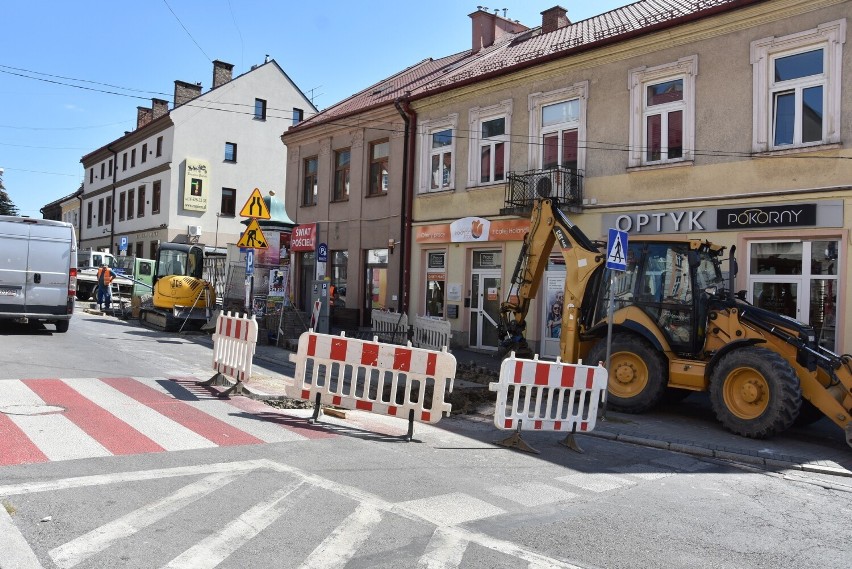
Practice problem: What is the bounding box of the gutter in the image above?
[106,144,117,254]
[394,96,416,315]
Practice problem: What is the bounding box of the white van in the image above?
[0,216,78,332]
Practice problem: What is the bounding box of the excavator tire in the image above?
[793,400,825,427]
[587,333,667,413]
[709,347,801,439]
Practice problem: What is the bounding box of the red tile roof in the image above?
[287,0,754,133]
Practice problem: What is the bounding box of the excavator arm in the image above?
[500,199,603,361]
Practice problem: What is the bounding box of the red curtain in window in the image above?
[646,114,662,161]
[667,110,683,159]
[480,146,491,183]
[562,129,578,170]
[543,134,558,169]
[494,142,505,181]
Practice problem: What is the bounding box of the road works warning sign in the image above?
[237,218,269,249]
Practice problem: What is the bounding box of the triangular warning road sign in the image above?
[236,218,269,249]
[239,188,271,219]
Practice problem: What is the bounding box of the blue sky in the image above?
[1,1,627,218]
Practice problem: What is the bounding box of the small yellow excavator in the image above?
[499,196,852,448]
[140,243,215,331]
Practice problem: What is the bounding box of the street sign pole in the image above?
[602,228,629,421]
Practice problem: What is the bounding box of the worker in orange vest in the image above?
[96,263,116,311]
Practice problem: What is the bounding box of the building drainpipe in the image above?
[394,96,416,315]
[106,145,117,254]
[76,192,83,239]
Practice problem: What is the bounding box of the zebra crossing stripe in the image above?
[0,408,48,466]
[61,377,217,453]
[418,528,468,569]
[99,377,264,447]
[24,379,163,456]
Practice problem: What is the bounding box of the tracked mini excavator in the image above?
[140,243,215,331]
[499,195,852,448]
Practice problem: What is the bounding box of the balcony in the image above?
[501,167,584,216]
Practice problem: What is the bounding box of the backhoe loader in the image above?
[499,197,852,447]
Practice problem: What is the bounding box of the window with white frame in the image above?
[751,19,845,153]
[419,114,457,193]
[528,82,588,173]
[628,56,697,167]
[468,100,512,186]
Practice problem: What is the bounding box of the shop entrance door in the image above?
[747,239,839,352]
[470,270,502,350]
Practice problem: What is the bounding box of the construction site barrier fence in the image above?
[288,330,456,439]
[412,316,452,351]
[200,311,258,397]
[489,353,608,453]
[370,310,408,344]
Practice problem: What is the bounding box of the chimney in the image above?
[174,80,202,107]
[152,98,169,119]
[541,6,570,34]
[212,60,234,89]
[469,7,529,53]
[136,106,153,129]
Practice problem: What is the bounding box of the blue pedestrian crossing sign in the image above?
[606,228,628,271]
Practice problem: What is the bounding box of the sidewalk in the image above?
[230,336,852,477]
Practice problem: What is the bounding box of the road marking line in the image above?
[61,377,216,452]
[556,472,636,493]
[24,379,163,456]
[298,504,384,569]
[162,479,305,569]
[398,492,504,525]
[100,377,263,447]
[486,482,577,507]
[0,503,45,569]
[611,464,673,480]
[0,459,268,496]
[417,527,468,568]
[1,380,110,462]
[49,471,246,569]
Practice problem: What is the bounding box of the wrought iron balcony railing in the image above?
[501,167,584,216]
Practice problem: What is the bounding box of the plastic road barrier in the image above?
[288,330,456,440]
[489,353,608,454]
[370,310,409,344]
[412,315,452,351]
[199,312,258,397]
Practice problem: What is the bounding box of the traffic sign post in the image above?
[603,228,629,420]
[238,188,271,316]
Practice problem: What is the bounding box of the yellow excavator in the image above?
[140,243,216,331]
[499,196,852,448]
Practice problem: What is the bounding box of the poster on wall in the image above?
[253,295,266,318]
[256,231,280,265]
[545,277,564,339]
[447,283,462,302]
[182,158,209,212]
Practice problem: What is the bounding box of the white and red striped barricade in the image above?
[287,330,456,440]
[199,311,258,397]
[489,353,608,454]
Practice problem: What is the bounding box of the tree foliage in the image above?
[0,177,19,216]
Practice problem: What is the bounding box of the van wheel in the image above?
[709,347,801,439]
[586,333,667,413]
[55,320,70,333]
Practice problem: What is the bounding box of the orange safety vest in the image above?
[97,267,114,286]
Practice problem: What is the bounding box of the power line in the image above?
[1,63,849,163]
[162,0,212,62]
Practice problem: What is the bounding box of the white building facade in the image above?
[79,59,315,258]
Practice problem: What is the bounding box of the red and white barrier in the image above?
[288,330,456,438]
[201,312,258,396]
[489,353,608,453]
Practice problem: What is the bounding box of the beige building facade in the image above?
[408,0,850,354]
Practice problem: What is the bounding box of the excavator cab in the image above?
[586,240,725,357]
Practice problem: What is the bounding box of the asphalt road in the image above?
[1,307,850,568]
